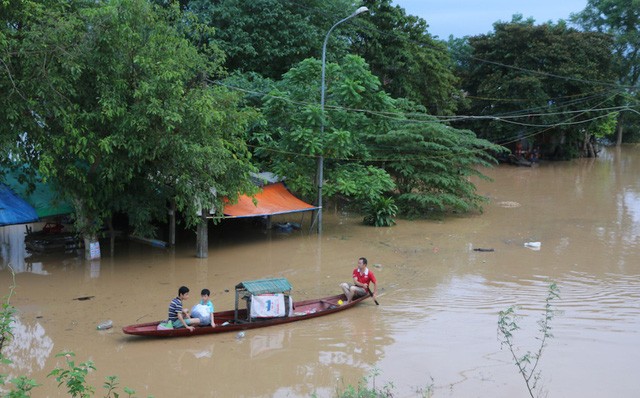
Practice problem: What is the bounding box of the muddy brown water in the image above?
[2,146,640,397]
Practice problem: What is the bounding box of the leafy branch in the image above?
[498,282,560,398]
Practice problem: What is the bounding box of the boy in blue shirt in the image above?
[191,288,216,327]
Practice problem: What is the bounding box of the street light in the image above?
[316,6,369,234]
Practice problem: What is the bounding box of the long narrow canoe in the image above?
[122,293,369,337]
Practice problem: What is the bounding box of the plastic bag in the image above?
[191,303,211,325]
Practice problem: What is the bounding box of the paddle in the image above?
[367,287,379,305]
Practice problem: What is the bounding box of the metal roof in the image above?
[235,278,292,295]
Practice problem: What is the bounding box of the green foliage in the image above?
[0,302,15,356]
[571,0,640,143]
[363,196,397,227]
[45,353,151,398]
[0,268,17,373]
[247,53,501,218]
[5,376,40,397]
[104,375,143,398]
[353,0,461,115]
[498,283,560,398]
[370,101,504,216]
[48,353,97,398]
[457,18,619,158]
[572,0,640,87]
[323,368,434,398]
[250,55,396,205]
[1,0,257,244]
[186,0,353,79]
[329,368,395,398]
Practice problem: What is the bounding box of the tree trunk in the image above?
[83,235,100,260]
[73,198,101,260]
[196,212,208,258]
[169,200,176,247]
[616,113,624,146]
[588,142,596,158]
[107,217,115,257]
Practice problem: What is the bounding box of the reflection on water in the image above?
[0,224,49,275]
[250,328,285,357]
[1,146,640,397]
[2,315,54,376]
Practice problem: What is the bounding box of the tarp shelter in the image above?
[0,184,39,226]
[3,171,73,218]
[223,182,318,218]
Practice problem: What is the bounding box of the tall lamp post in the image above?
[317,6,369,234]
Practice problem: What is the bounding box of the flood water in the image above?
[2,146,640,397]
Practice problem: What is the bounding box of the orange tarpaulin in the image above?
[223,182,318,218]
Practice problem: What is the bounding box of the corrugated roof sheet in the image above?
[235,278,292,295]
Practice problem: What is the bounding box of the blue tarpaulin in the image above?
[3,172,73,218]
[0,184,39,226]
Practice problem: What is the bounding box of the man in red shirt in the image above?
[340,257,377,303]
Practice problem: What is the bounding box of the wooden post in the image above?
[196,212,208,258]
[169,200,176,247]
[108,218,115,257]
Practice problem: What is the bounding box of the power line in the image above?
[209,78,634,130]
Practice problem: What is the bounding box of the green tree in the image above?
[352,0,461,115]
[457,17,618,159]
[0,0,257,258]
[185,0,353,79]
[571,0,640,144]
[250,55,396,207]
[245,55,502,217]
[374,106,502,216]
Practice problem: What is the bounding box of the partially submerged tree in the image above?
[457,17,619,159]
[1,0,257,258]
[571,0,640,145]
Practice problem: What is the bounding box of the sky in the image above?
[394,0,588,39]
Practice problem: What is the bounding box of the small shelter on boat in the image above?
[234,277,294,323]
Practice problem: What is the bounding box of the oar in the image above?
[367,287,379,305]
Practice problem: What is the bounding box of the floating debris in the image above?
[73,296,95,301]
[496,201,521,208]
[524,242,541,250]
[97,320,113,330]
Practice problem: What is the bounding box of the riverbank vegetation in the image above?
[2,0,638,251]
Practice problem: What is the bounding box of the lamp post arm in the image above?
[321,9,367,111]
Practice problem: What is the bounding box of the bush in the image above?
[363,197,398,227]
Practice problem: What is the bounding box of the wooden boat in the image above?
[25,230,83,253]
[123,278,371,338]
